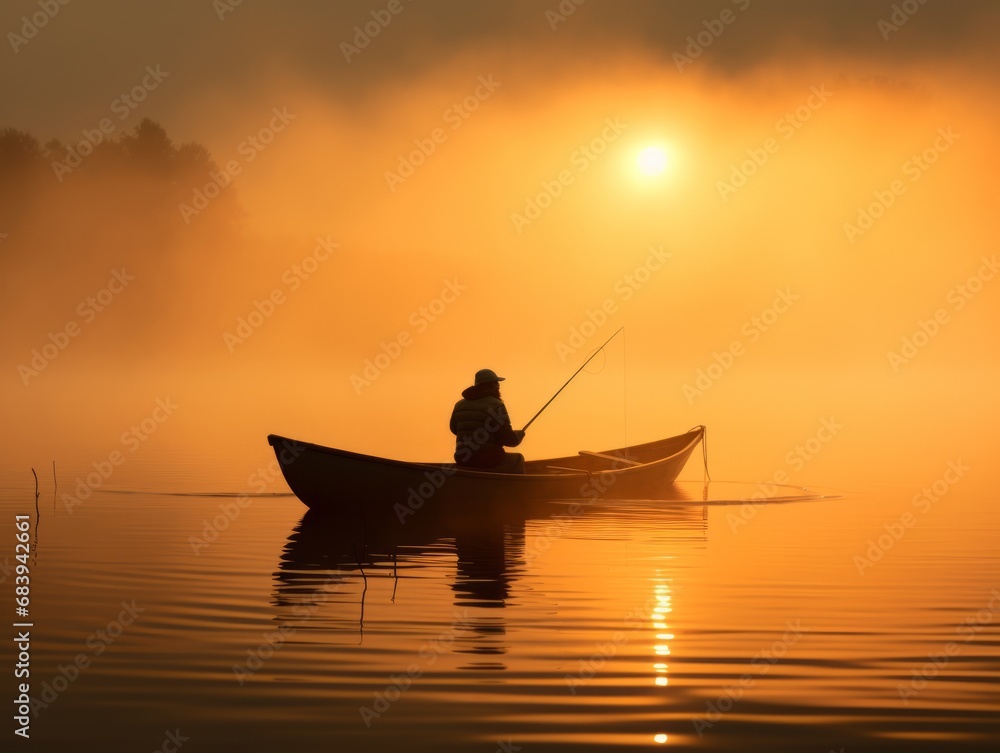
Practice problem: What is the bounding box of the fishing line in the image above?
[581,330,627,446]
[520,326,624,432]
[583,348,607,374]
[623,327,627,449]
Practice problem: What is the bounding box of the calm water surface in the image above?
[2,462,998,752]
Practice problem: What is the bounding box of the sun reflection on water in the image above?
[652,578,672,689]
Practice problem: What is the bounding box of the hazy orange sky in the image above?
[2,0,998,490]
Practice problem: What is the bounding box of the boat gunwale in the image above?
[266,426,704,481]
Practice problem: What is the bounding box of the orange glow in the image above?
[4,54,998,491]
[4,5,1000,750]
[1,5,998,616]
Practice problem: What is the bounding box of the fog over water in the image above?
[2,4,1000,752]
[0,1,996,488]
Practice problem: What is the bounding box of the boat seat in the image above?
[544,465,590,475]
[578,450,641,467]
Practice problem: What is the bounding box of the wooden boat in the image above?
[267,426,705,514]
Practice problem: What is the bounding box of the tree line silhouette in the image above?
[0,119,241,237]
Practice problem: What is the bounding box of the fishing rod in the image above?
[520,326,624,432]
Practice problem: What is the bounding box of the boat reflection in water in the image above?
[272,484,709,671]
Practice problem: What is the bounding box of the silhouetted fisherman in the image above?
[450,369,525,473]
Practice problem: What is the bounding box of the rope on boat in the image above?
[689,424,711,484]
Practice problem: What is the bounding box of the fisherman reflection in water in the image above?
[450,369,525,473]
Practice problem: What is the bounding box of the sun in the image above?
[637,146,668,176]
